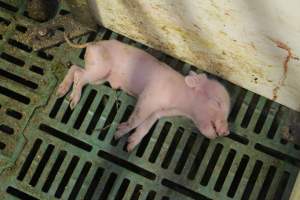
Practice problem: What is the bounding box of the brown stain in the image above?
[272,86,280,101]
[292,56,299,60]
[192,23,201,31]
[250,42,256,50]
[268,37,298,100]
[254,77,258,84]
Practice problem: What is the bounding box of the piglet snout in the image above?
[214,119,230,137]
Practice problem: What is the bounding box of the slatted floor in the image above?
[0,1,299,200]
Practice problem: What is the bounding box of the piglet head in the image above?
[185,71,231,138]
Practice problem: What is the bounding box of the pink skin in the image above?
[57,40,230,152]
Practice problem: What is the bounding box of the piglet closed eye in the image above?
[58,37,231,151]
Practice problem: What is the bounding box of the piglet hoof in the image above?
[69,101,76,110]
[126,139,137,152]
[126,133,143,152]
[126,144,135,152]
[56,85,66,98]
[114,129,128,140]
[117,122,129,130]
[69,97,79,110]
[218,129,230,137]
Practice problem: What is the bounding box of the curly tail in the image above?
[64,32,89,48]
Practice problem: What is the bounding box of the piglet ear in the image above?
[185,72,207,88]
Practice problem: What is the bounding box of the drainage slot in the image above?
[149,122,172,163]
[49,97,64,118]
[214,149,236,192]
[17,139,42,181]
[30,144,55,187]
[254,100,272,133]
[0,1,18,12]
[68,162,92,200]
[84,167,105,200]
[115,178,130,200]
[267,106,283,139]
[102,30,113,40]
[241,160,263,200]
[273,171,290,200]
[42,150,67,192]
[15,24,27,33]
[29,65,44,75]
[55,156,80,198]
[61,104,74,124]
[0,68,38,89]
[255,143,300,166]
[0,16,10,25]
[6,187,38,200]
[188,138,210,179]
[146,191,157,200]
[257,166,277,200]
[79,48,86,60]
[0,141,5,149]
[0,86,30,104]
[98,100,120,140]
[37,50,53,61]
[8,39,32,52]
[116,34,124,41]
[130,184,143,200]
[99,172,117,200]
[73,90,97,129]
[162,127,184,169]
[59,9,70,15]
[0,52,25,66]
[226,132,249,145]
[6,108,22,119]
[0,124,14,135]
[174,132,197,174]
[201,144,224,186]
[162,179,211,200]
[241,94,260,128]
[227,155,249,198]
[229,89,246,122]
[98,150,156,180]
[86,95,109,135]
[39,124,92,152]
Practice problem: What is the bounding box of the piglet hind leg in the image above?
[68,68,89,109]
[114,107,150,140]
[126,116,156,152]
[56,65,81,98]
[68,62,110,109]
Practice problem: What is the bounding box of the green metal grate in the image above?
[0,1,299,200]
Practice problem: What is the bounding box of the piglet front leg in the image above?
[126,116,156,152]
[119,109,185,152]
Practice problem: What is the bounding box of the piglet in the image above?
[57,35,231,151]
